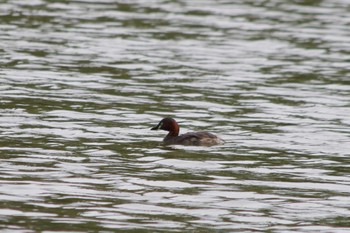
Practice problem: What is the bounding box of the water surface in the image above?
[1,0,350,232]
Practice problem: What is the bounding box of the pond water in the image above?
[1,0,350,232]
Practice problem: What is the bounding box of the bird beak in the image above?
[151,122,162,130]
[151,125,158,130]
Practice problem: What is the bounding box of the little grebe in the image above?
[151,118,224,146]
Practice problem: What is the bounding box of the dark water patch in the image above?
[1,0,350,232]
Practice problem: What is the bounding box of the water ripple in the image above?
[1,0,350,232]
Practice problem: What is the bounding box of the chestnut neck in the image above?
[166,121,179,137]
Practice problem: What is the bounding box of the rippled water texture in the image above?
[1,0,350,232]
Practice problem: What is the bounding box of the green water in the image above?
[1,0,350,232]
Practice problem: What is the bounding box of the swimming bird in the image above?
[151,117,224,146]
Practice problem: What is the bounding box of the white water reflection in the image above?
[1,0,350,232]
